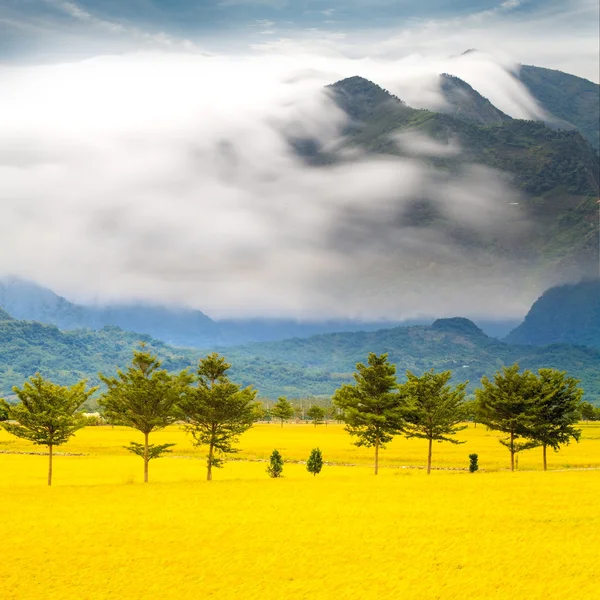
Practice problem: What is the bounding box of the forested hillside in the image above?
[326,76,599,274]
[506,280,600,348]
[1,310,598,404]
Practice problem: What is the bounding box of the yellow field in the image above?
[2,423,600,599]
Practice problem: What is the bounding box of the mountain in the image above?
[505,280,600,348]
[1,305,598,403]
[439,73,512,126]
[518,64,600,150]
[0,276,219,347]
[0,277,407,347]
[327,76,599,276]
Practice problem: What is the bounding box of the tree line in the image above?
[0,346,593,485]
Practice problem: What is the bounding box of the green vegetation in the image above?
[306,448,323,476]
[178,353,257,481]
[1,309,599,404]
[475,364,583,470]
[402,370,468,474]
[267,449,284,478]
[469,454,479,473]
[99,345,190,483]
[0,374,97,485]
[271,396,295,427]
[306,405,326,427]
[506,280,600,348]
[327,76,599,273]
[333,353,405,474]
[519,64,600,149]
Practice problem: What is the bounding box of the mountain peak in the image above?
[505,280,600,348]
[439,73,511,126]
[431,317,487,337]
[327,76,407,122]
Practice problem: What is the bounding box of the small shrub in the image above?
[307,448,323,476]
[267,449,284,478]
[469,453,479,473]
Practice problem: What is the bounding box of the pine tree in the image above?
[530,368,583,470]
[0,375,97,485]
[475,364,539,471]
[333,353,405,475]
[99,344,190,483]
[306,405,326,427]
[271,396,294,427]
[307,448,323,476]
[402,369,468,474]
[267,449,284,478]
[178,353,257,481]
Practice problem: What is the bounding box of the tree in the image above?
[579,401,597,422]
[307,448,323,476]
[529,369,583,470]
[271,396,294,427]
[333,353,405,475]
[401,370,468,474]
[475,364,539,471]
[99,345,190,483]
[267,449,284,478]
[178,353,257,481]
[306,405,326,427]
[0,375,96,485]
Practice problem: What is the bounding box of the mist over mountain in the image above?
[1,53,597,322]
[0,277,411,347]
[518,64,600,149]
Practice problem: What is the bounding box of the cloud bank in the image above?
[0,50,580,320]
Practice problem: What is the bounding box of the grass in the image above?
[1,423,599,599]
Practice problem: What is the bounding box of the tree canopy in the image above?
[178,353,257,481]
[333,353,405,474]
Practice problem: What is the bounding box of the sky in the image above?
[0,1,598,320]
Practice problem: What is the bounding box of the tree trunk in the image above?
[427,437,433,475]
[374,436,379,475]
[207,442,214,481]
[48,443,53,486]
[543,444,547,471]
[510,431,515,472]
[280,419,284,428]
[144,432,149,483]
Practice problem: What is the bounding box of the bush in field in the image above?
[469,454,479,473]
[267,449,284,478]
[307,448,323,476]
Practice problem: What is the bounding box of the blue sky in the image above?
[1,1,598,80]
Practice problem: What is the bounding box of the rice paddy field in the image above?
[2,422,599,599]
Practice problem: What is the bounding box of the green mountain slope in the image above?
[506,280,600,348]
[519,64,600,149]
[223,317,600,402]
[439,73,512,126]
[1,311,598,404]
[327,76,599,274]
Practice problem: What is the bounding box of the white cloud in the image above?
[43,0,206,53]
[0,50,567,320]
